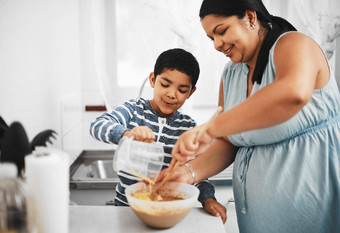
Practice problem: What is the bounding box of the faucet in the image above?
[138,76,149,98]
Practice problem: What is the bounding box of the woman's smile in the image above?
[223,45,234,57]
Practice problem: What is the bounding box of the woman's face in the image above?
[201,14,259,65]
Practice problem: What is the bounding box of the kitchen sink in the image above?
[70,150,119,189]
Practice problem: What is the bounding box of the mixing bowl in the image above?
[125,182,199,229]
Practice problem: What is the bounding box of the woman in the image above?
[162,0,340,232]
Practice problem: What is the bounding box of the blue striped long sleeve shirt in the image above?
[90,98,216,206]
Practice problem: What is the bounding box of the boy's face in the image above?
[149,69,196,117]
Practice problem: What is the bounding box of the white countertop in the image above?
[69,205,226,233]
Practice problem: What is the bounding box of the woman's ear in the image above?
[149,72,156,88]
[245,10,257,28]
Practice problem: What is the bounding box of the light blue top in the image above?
[222,33,340,233]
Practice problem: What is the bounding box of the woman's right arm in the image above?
[188,137,237,182]
[166,137,237,184]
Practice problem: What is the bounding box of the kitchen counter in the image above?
[69,205,226,233]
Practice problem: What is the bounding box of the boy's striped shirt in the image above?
[90,98,216,206]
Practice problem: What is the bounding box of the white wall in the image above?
[79,0,105,107]
[0,0,81,157]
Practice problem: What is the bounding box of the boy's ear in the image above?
[187,86,197,99]
[149,72,156,88]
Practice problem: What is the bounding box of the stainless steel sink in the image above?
[70,150,119,189]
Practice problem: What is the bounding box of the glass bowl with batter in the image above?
[125,181,199,229]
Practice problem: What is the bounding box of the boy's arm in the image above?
[195,180,227,224]
[89,100,135,144]
[195,179,216,205]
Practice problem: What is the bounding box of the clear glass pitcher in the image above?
[113,136,164,183]
[0,163,34,233]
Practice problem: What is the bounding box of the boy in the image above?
[90,48,226,223]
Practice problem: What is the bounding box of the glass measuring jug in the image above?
[113,136,164,183]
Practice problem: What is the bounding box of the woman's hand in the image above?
[155,165,194,184]
[122,126,155,143]
[170,125,216,168]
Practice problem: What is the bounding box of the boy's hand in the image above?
[203,198,227,224]
[122,126,155,143]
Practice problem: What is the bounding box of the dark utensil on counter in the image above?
[0,116,9,135]
[0,117,57,176]
[29,129,57,151]
[0,116,9,149]
[0,122,31,175]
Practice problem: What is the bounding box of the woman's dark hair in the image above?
[154,48,200,88]
[199,0,296,84]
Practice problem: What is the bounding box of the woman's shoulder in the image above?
[278,31,308,40]
[273,32,324,66]
[275,32,319,53]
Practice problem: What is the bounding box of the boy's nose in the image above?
[166,88,176,98]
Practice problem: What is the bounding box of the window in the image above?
[114,0,227,123]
